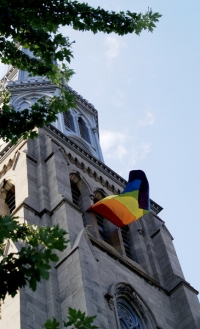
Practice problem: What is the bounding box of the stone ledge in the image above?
[89,233,169,296]
[44,125,163,213]
[169,279,199,296]
[12,197,82,218]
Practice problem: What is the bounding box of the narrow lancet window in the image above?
[63,111,75,132]
[94,191,109,243]
[70,173,82,207]
[5,187,15,214]
[121,226,134,261]
[70,181,81,206]
[78,117,90,143]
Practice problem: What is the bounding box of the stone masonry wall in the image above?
[0,129,200,329]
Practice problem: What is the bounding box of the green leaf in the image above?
[43,318,60,329]
[0,216,69,300]
[64,308,98,329]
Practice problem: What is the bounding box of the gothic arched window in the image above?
[5,187,15,214]
[71,181,80,206]
[78,117,90,143]
[63,111,75,132]
[0,180,16,215]
[70,173,81,207]
[107,283,157,329]
[117,298,144,329]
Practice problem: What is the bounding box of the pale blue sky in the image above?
[66,0,200,296]
[1,0,200,297]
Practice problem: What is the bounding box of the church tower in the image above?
[0,66,200,329]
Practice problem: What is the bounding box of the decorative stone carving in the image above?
[104,293,115,311]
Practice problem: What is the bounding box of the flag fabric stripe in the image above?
[121,179,141,193]
[87,170,150,227]
[88,198,137,227]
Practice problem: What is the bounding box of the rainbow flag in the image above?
[87,170,150,227]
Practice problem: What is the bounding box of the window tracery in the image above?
[117,298,144,329]
[106,283,157,329]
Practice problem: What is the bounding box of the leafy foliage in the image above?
[0,215,69,300]
[43,308,98,329]
[43,317,60,329]
[0,216,98,328]
[0,80,75,143]
[0,1,161,68]
[64,308,98,329]
[0,0,161,143]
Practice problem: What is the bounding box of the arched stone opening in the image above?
[69,172,91,212]
[63,111,75,132]
[120,226,137,262]
[78,117,90,143]
[70,173,81,207]
[0,179,16,215]
[107,283,157,329]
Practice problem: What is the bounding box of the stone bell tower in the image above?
[0,65,200,329]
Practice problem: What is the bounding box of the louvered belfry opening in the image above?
[63,111,71,129]
[94,190,109,243]
[5,186,15,214]
[70,173,81,207]
[78,117,89,142]
[63,111,75,132]
[121,226,134,260]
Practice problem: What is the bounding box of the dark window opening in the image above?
[96,214,109,242]
[121,226,134,260]
[78,117,90,143]
[63,112,70,129]
[5,188,15,214]
[63,112,75,132]
[70,181,80,206]
[94,196,109,243]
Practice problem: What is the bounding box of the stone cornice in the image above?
[1,67,99,127]
[1,67,98,118]
[6,78,55,93]
[0,141,14,162]
[45,125,127,187]
[44,125,163,212]
[0,67,18,89]
[12,196,82,218]
[44,125,125,194]
[169,279,199,296]
[66,84,99,128]
[0,124,163,212]
[0,139,27,178]
[150,201,163,215]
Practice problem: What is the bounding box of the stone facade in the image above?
[0,69,200,329]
